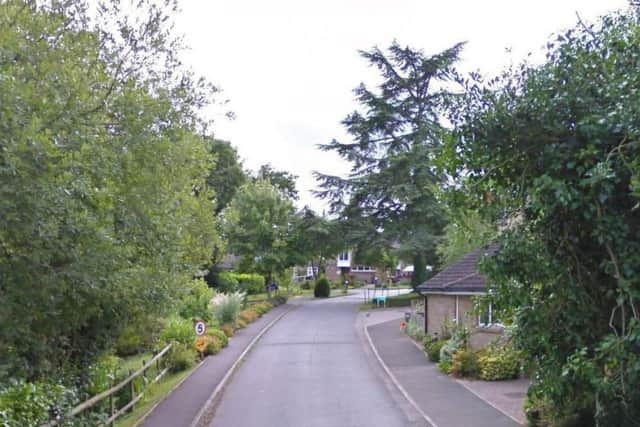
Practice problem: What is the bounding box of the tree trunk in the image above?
[411,253,427,292]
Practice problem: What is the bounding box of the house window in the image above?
[338,252,349,261]
[351,265,374,272]
[306,266,318,277]
[478,302,501,327]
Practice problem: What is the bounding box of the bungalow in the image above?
[417,244,503,349]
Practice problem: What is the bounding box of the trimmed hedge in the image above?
[314,276,330,298]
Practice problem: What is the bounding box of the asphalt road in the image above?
[207,295,420,427]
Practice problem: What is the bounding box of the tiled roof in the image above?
[417,244,498,294]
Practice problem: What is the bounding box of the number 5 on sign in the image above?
[195,320,206,336]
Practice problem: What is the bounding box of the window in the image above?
[338,252,349,261]
[351,265,374,272]
[478,302,502,327]
[306,266,318,277]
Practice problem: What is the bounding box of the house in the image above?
[416,244,503,349]
[295,251,384,284]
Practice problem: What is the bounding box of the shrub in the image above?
[232,273,264,295]
[88,354,121,395]
[179,278,214,321]
[0,380,74,427]
[115,317,165,356]
[196,335,223,356]
[386,293,422,307]
[478,344,520,381]
[438,360,452,374]
[301,280,311,290]
[451,349,480,378]
[166,344,197,373]
[210,291,245,326]
[269,295,287,305]
[215,272,239,293]
[424,339,447,363]
[439,327,469,364]
[314,276,330,298]
[239,309,259,323]
[208,329,229,347]
[159,316,196,347]
[236,319,247,329]
[221,323,235,337]
[405,316,425,342]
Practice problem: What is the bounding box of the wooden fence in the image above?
[43,343,173,427]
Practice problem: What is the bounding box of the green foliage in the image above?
[0,0,221,380]
[439,327,469,364]
[179,279,214,321]
[223,180,295,279]
[451,349,480,378]
[207,329,229,348]
[449,10,640,423]
[314,276,331,298]
[88,354,121,395]
[256,164,299,201]
[478,344,520,381]
[386,292,422,307]
[437,360,452,374]
[210,292,245,326]
[315,42,465,284]
[0,380,74,427]
[166,344,197,373]
[206,139,247,215]
[115,317,165,357]
[405,316,425,342]
[436,209,496,267]
[424,339,447,363]
[231,273,265,295]
[215,272,240,293]
[159,317,196,348]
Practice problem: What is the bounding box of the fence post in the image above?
[109,378,115,427]
[129,369,135,411]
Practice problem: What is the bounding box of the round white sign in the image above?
[195,321,206,336]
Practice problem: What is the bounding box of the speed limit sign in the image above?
[195,320,206,336]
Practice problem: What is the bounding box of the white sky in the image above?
[174,0,628,212]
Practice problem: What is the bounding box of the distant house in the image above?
[417,244,503,349]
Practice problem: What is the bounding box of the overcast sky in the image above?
[174,0,628,212]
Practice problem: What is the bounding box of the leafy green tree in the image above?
[436,209,496,267]
[222,179,295,285]
[452,11,640,425]
[315,42,464,290]
[0,0,220,380]
[256,164,299,201]
[206,139,247,214]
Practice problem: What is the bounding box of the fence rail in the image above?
[43,343,173,427]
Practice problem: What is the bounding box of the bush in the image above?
[424,339,447,363]
[210,291,245,326]
[478,344,520,381]
[451,349,480,378]
[269,295,287,305]
[179,278,214,321]
[196,335,223,356]
[386,293,422,307]
[221,323,235,337]
[208,329,229,347]
[236,318,247,329]
[439,327,469,364]
[166,344,197,373]
[88,354,121,395]
[314,276,330,298]
[301,280,311,290]
[115,317,165,356]
[0,380,74,427]
[239,309,259,323]
[215,272,239,293]
[252,302,272,315]
[159,316,196,347]
[405,316,425,342]
[232,273,264,295]
[438,360,452,374]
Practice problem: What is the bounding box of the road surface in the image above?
[207,294,420,427]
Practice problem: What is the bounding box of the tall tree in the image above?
[256,163,299,201]
[315,42,464,289]
[222,179,295,284]
[452,11,640,425]
[206,139,246,214]
[0,0,221,380]
[288,208,341,278]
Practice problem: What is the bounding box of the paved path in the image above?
[367,319,520,427]
[207,297,421,427]
[140,303,292,427]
